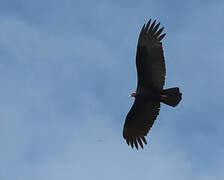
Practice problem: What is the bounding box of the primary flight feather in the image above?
[123,19,182,150]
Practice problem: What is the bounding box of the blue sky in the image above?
[1,0,224,179]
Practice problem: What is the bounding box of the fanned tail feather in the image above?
[161,87,182,107]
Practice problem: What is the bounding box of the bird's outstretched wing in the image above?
[123,98,160,149]
[136,19,166,90]
[123,19,166,149]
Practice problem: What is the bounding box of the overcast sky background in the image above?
[0,0,224,179]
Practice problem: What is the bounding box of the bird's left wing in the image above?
[123,98,160,149]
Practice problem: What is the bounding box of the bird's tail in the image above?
[161,87,182,107]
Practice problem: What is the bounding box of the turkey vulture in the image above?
[123,19,182,150]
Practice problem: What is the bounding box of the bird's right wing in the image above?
[123,98,160,149]
[136,19,166,90]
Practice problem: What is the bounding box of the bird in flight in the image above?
[123,19,182,150]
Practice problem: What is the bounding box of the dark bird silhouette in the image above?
[123,19,182,150]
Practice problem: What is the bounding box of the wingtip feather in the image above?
[152,22,160,34]
[126,139,130,145]
[141,136,147,145]
[130,141,134,148]
[148,20,156,33]
[137,138,144,149]
[157,33,166,41]
[145,19,151,31]
[155,27,164,38]
[134,140,138,150]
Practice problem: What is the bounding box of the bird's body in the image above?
[123,19,182,149]
[135,87,160,99]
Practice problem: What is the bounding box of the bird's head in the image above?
[129,91,136,98]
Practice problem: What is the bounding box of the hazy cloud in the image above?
[0,0,224,180]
